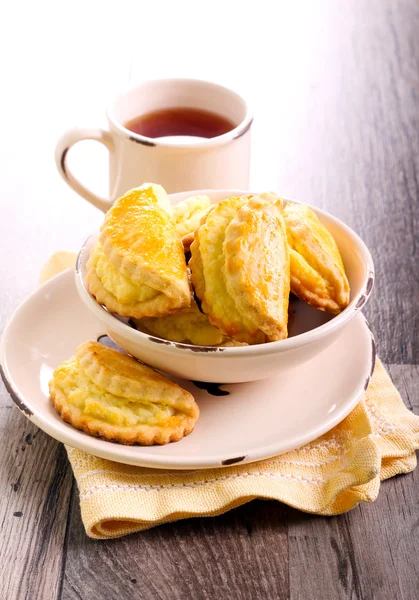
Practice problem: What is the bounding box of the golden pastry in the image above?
[133,302,249,347]
[220,339,249,347]
[173,195,211,237]
[190,195,256,342]
[173,195,212,251]
[87,184,191,318]
[133,298,224,346]
[190,193,290,343]
[224,195,290,341]
[49,341,199,445]
[284,203,350,313]
[140,182,173,215]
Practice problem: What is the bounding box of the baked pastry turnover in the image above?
[284,203,350,314]
[87,184,191,318]
[49,341,199,445]
[134,298,224,346]
[83,181,351,347]
[190,193,290,344]
[133,298,248,346]
[173,195,212,251]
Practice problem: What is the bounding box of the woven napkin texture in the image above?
[41,253,419,539]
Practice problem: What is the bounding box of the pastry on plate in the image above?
[190,193,290,344]
[173,195,212,251]
[87,184,191,318]
[49,341,199,445]
[284,203,350,314]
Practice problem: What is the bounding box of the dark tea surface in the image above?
[125,107,235,139]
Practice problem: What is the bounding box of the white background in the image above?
[0,0,347,302]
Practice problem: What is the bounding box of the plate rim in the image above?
[0,269,376,470]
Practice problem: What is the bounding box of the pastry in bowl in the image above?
[87,184,191,318]
[134,298,224,346]
[75,189,373,383]
[49,341,199,445]
[133,298,248,346]
[173,194,211,250]
[284,203,350,314]
[190,193,290,344]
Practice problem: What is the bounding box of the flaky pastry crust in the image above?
[49,341,199,445]
[284,203,350,313]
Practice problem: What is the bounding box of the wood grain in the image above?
[62,495,289,600]
[286,364,419,600]
[254,0,419,365]
[0,400,73,600]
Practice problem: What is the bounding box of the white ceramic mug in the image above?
[55,78,253,212]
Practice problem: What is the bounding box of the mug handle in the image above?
[55,128,115,212]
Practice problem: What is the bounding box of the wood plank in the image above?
[0,389,74,600]
[288,364,419,600]
[257,0,419,365]
[62,499,289,600]
[0,9,103,598]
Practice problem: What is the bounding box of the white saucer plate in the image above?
[0,269,375,470]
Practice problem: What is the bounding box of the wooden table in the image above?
[1,1,418,598]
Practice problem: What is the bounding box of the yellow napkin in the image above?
[41,253,419,539]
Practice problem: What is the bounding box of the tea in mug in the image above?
[124,107,235,140]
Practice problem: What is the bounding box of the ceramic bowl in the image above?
[75,189,374,383]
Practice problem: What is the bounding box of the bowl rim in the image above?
[75,189,375,358]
